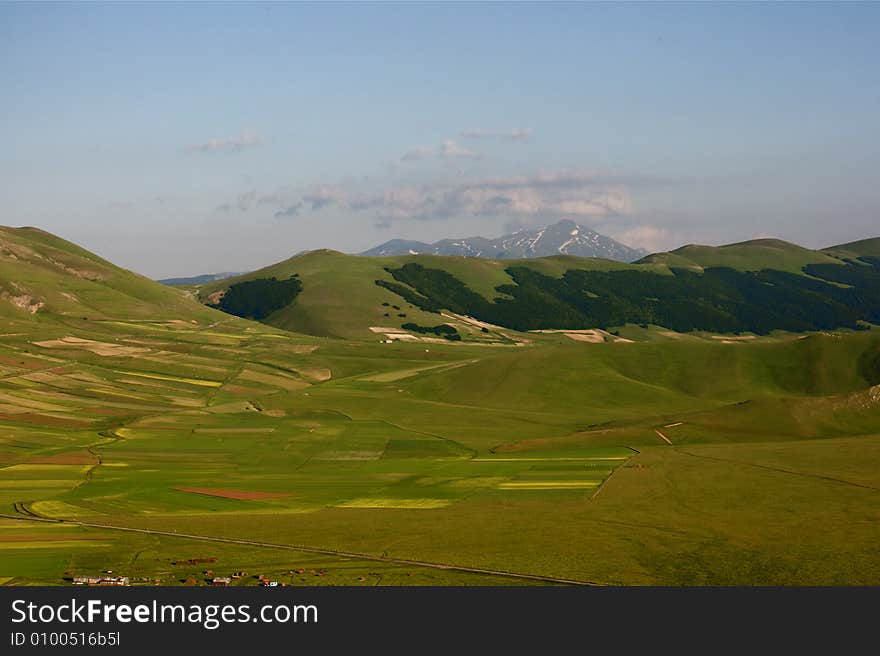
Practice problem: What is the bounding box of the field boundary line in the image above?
[378,419,477,459]
[590,446,641,501]
[676,449,880,492]
[0,512,604,587]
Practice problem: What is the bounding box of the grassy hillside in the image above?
[0,225,221,327]
[3,226,880,586]
[199,250,537,340]
[823,237,880,260]
[199,237,878,339]
[380,255,880,334]
[200,250,455,339]
[638,238,843,273]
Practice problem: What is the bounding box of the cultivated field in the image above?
[1,311,879,585]
[1,226,879,585]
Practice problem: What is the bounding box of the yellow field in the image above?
[0,392,68,411]
[114,370,223,387]
[497,481,601,489]
[446,477,507,488]
[87,387,151,400]
[4,464,93,474]
[29,500,96,518]
[471,457,630,462]
[337,498,452,509]
[195,331,253,340]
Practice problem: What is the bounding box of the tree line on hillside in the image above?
[375,257,880,334]
[401,322,461,340]
[211,275,302,320]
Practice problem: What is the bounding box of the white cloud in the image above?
[607,225,672,253]
[283,170,632,224]
[439,140,480,160]
[301,184,349,210]
[400,140,480,163]
[187,132,262,153]
[460,128,532,140]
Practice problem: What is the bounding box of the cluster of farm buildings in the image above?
[72,575,129,586]
[71,570,281,586]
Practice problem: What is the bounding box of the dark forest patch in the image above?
[212,275,302,320]
[376,260,880,334]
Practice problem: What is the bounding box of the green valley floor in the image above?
[1,314,878,585]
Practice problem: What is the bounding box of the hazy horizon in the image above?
[2,2,879,278]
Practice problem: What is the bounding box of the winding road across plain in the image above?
[0,512,603,587]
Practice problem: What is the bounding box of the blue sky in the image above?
[1,2,878,277]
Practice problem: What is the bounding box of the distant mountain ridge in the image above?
[361,220,648,262]
[199,231,880,339]
[5,223,878,343]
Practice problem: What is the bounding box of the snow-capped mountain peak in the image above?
[360,219,647,262]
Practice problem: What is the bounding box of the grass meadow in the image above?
[1,309,878,585]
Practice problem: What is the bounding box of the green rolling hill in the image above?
[198,236,880,339]
[0,226,222,328]
[637,238,843,273]
[1,226,880,586]
[823,236,880,260]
